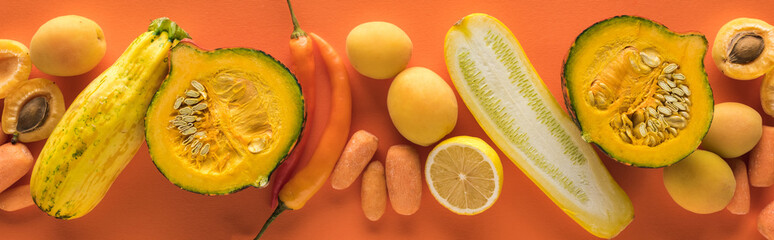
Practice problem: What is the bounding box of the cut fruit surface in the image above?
[425,136,502,215]
[444,13,633,238]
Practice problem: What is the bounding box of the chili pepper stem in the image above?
[256,201,289,239]
[286,0,306,39]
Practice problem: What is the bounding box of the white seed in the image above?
[666,102,679,112]
[658,80,671,92]
[182,135,194,145]
[671,87,685,97]
[177,125,191,131]
[640,51,661,68]
[172,120,187,126]
[673,102,687,111]
[191,80,205,92]
[635,122,647,138]
[186,90,200,98]
[200,144,210,156]
[182,116,197,123]
[179,107,193,115]
[672,73,686,80]
[654,93,666,102]
[663,63,678,74]
[664,95,678,103]
[647,106,658,117]
[684,97,692,106]
[182,127,197,135]
[191,142,202,155]
[191,139,199,148]
[192,103,208,111]
[619,131,632,143]
[657,106,672,116]
[174,97,184,109]
[184,98,201,106]
[195,131,206,138]
[666,79,676,88]
[248,138,266,153]
[666,116,687,129]
[667,127,679,136]
[610,116,623,129]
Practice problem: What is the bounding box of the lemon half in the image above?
[425,136,503,215]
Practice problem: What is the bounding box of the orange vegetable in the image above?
[256,26,351,238]
[0,184,33,211]
[331,130,379,190]
[385,144,422,215]
[750,125,774,187]
[759,200,774,239]
[361,161,387,221]
[270,0,318,209]
[0,142,33,193]
[726,158,750,215]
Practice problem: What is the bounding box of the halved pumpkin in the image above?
[562,16,713,168]
[145,41,304,195]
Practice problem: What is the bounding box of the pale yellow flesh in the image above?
[444,13,633,238]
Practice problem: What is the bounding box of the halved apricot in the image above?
[0,40,31,99]
[2,78,65,143]
[713,18,774,80]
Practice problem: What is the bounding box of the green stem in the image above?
[255,201,289,239]
[10,133,18,144]
[286,0,307,39]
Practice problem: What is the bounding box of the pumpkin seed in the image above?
[200,144,210,156]
[610,115,623,129]
[679,84,690,96]
[191,142,202,155]
[185,90,200,98]
[667,127,679,136]
[173,97,184,110]
[671,87,685,97]
[658,80,671,92]
[191,80,205,92]
[632,109,645,126]
[657,106,672,116]
[248,138,266,153]
[182,127,197,136]
[172,120,187,126]
[664,95,678,103]
[672,73,685,80]
[184,98,201,106]
[663,63,678,74]
[635,122,647,138]
[665,79,676,88]
[619,131,632,143]
[673,102,687,111]
[192,103,207,111]
[182,116,197,123]
[666,116,687,129]
[179,107,193,115]
[654,93,666,102]
[640,51,661,68]
[191,139,199,149]
[622,114,633,128]
[182,135,194,145]
[194,131,206,138]
[647,106,658,117]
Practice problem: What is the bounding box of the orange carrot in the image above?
[385,144,421,215]
[331,130,379,190]
[361,160,386,221]
[760,200,774,239]
[0,184,33,211]
[0,142,33,193]
[726,158,750,215]
[750,125,774,187]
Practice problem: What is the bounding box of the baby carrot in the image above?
[0,142,33,193]
[385,144,422,215]
[270,0,318,209]
[0,184,33,212]
[361,161,386,221]
[726,158,750,215]
[256,31,351,239]
[331,130,379,190]
[750,126,774,187]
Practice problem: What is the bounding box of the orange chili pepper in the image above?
[256,33,352,239]
[270,0,318,209]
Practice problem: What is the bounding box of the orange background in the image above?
[1,0,773,239]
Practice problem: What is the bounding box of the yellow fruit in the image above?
[425,136,503,215]
[346,21,412,79]
[663,150,736,214]
[700,102,762,158]
[30,15,106,77]
[387,67,457,146]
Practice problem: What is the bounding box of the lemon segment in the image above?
[425,136,503,215]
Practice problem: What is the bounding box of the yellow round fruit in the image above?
[663,150,736,214]
[700,102,762,158]
[387,67,457,146]
[346,21,412,79]
[30,15,106,77]
[425,136,503,215]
